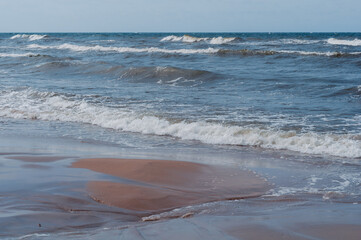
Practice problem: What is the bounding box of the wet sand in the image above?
[72,158,270,212]
[226,224,361,240]
[1,139,360,239]
[6,155,69,162]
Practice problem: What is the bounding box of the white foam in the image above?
[161,35,207,43]
[27,43,360,57]
[268,172,361,198]
[0,52,37,57]
[28,43,218,55]
[160,35,184,42]
[209,37,237,44]
[1,88,360,158]
[10,34,47,41]
[280,39,321,45]
[18,233,50,239]
[160,35,236,44]
[277,50,353,57]
[327,38,361,46]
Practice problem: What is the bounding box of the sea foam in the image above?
[27,43,360,58]
[10,34,47,41]
[1,88,360,158]
[0,52,38,57]
[28,43,218,54]
[160,35,237,44]
[327,38,361,46]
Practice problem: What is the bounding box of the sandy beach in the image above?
[0,135,360,239]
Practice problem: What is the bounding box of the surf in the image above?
[1,88,360,158]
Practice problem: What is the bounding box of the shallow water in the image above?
[0,133,360,239]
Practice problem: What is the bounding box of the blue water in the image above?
[0,32,360,158]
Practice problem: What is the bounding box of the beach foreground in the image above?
[0,135,360,239]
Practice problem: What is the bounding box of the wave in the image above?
[29,62,218,85]
[279,39,321,45]
[160,35,238,44]
[276,50,361,57]
[252,39,322,46]
[1,88,360,158]
[161,36,322,46]
[10,34,47,41]
[217,49,277,56]
[28,43,218,55]
[217,49,361,57]
[27,43,361,58]
[0,52,41,58]
[119,66,218,86]
[326,38,361,46]
[329,85,361,97]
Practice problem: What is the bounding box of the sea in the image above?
[0,33,361,239]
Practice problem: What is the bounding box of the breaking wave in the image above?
[28,43,218,54]
[0,52,40,58]
[279,39,321,45]
[160,35,238,44]
[217,49,361,57]
[27,43,361,58]
[276,50,361,57]
[1,88,360,158]
[10,34,48,41]
[326,38,361,46]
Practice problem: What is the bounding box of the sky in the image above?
[0,0,360,32]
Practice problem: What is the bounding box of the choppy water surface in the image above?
[1,32,360,158]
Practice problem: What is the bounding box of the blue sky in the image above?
[0,0,360,32]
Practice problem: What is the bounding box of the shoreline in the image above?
[0,134,360,239]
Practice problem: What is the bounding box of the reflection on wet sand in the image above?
[72,158,270,212]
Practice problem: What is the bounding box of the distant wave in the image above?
[10,34,47,41]
[218,49,361,57]
[327,38,361,46]
[0,52,40,58]
[245,39,322,46]
[161,35,238,44]
[276,50,361,57]
[28,43,218,54]
[1,87,360,158]
[161,36,323,46]
[27,43,361,58]
[279,39,321,45]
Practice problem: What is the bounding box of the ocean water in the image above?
[1,33,361,239]
[0,32,360,158]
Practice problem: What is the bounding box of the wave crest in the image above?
[27,43,361,58]
[0,52,41,58]
[327,38,361,46]
[28,43,218,55]
[10,34,47,41]
[1,88,360,158]
[160,35,238,44]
